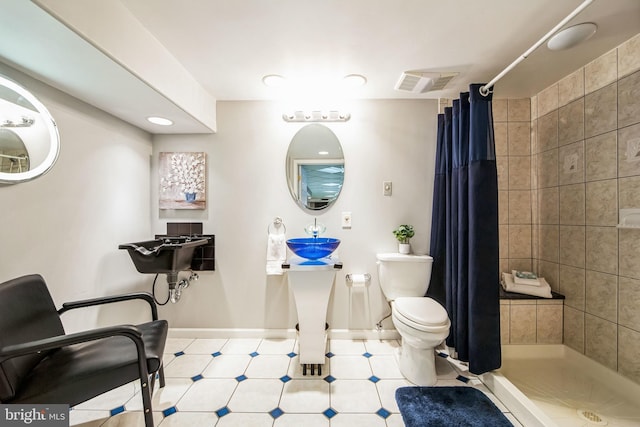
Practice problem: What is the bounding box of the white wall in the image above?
[151,100,438,331]
[0,63,154,332]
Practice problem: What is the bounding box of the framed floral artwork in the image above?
[159,152,206,210]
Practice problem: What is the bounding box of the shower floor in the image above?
[491,345,640,427]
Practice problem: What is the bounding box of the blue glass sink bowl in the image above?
[286,237,340,260]
[119,237,208,274]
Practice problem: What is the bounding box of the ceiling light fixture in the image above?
[343,74,367,87]
[547,22,597,51]
[147,116,173,126]
[262,74,287,87]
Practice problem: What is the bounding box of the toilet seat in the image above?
[393,297,450,333]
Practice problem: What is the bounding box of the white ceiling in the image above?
[1,0,639,134]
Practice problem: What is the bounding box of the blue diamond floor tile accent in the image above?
[368,375,380,383]
[287,352,297,358]
[215,407,230,417]
[323,375,336,383]
[325,352,334,358]
[212,351,222,357]
[376,408,391,419]
[191,374,203,382]
[235,374,247,382]
[162,406,177,417]
[363,352,373,358]
[323,408,338,419]
[250,351,259,357]
[109,406,125,417]
[280,375,292,383]
[456,375,470,383]
[437,352,449,358]
[269,408,284,419]
[174,351,185,357]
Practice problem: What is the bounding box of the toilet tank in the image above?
[376,253,433,300]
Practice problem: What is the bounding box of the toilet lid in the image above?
[394,297,449,326]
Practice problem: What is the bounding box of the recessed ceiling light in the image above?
[318,151,329,155]
[343,74,367,87]
[262,74,287,87]
[147,116,173,126]
[547,23,597,51]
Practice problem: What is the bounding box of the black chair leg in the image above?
[159,364,166,388]
[140,376,155,427]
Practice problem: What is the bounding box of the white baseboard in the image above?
[168,327,400,341]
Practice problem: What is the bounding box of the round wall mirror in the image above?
[0,75,59,184]
[286,124,344,211]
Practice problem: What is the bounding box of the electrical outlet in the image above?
[383,181,392,196]
[342,212,352,228]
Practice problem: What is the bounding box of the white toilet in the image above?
[376,253,450,386]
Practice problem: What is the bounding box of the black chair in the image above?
[0,274,168,427]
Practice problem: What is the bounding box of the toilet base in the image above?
[397,340,438,386]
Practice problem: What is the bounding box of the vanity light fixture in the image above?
[147,116,173,126]
[262,74,287,87]
[547,22,597,51]
[282,110,351,122]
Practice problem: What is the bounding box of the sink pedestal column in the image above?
[286,257,339,375]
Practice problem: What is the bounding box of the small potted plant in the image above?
[393,224,414,254]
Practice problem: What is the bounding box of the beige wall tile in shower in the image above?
[530,118,538,157]
[538,149,558,188]
[508,99,531,122]
[539,225,559,263]
[537,111,559,153]
[618,123,640,178]
[531,96,538,120]
[497,156,509,190]
[499,225,509,260]
[558,68,585,107]
[618,326,640,383]
[494,122,508,156]
[618,33,640,78]
[509,225,532,259]
[619,176,640,209]
[619,276,640,332]
[619,230,640,280]
[585,49,617,94]
[559,225,585,268]
[558,141,585,185]
[500,258,509,275]
[536,304,563,344]
[531,188,538,225]
[559,264,586,310]
[559,183,585,225]
[538,260,559,291]
[564,305,585,354]
[508,122,531,156]
[538,187,559,224]
[586,131,617,181]
[508,156,531,190]
[509,259,532,273]
[585,314,617,371]
[585,270,618,323]
[499,190,509,225]
[585,179,618,226]
[510,304,536,344]
[618,70,640,129]
[538,84,559,117]
[493,99,508,122]
[558,98,584,146]
[509,190,531,224]
[585,226,618,275]
[585,83,618,139]
[500,303,510,344]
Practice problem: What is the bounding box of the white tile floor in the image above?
[70,337,523,426]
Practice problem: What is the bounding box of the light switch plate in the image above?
[342,212,352,228]
[383,181,392,196]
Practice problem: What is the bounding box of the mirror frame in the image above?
[285,124,345,212]
[0,75,60,184]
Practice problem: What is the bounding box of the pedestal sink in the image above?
[284,237,341,375]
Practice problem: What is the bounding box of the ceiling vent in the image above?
[394,71,459,93]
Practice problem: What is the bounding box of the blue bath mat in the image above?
[396,386,512,427]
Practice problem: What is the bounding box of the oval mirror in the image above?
[0,75,59,184]
[286,124,344,211]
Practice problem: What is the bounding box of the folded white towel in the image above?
[511,270,542,286]
[266,233,286,275]
[502,273,552,298]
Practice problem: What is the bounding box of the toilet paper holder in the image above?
[345,273,371,286]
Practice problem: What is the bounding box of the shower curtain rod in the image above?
[479,0,596,96]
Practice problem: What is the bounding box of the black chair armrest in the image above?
[58,292,158,320]
[0,324,144,363]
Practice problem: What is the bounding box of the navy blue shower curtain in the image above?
[428,84,501,375]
